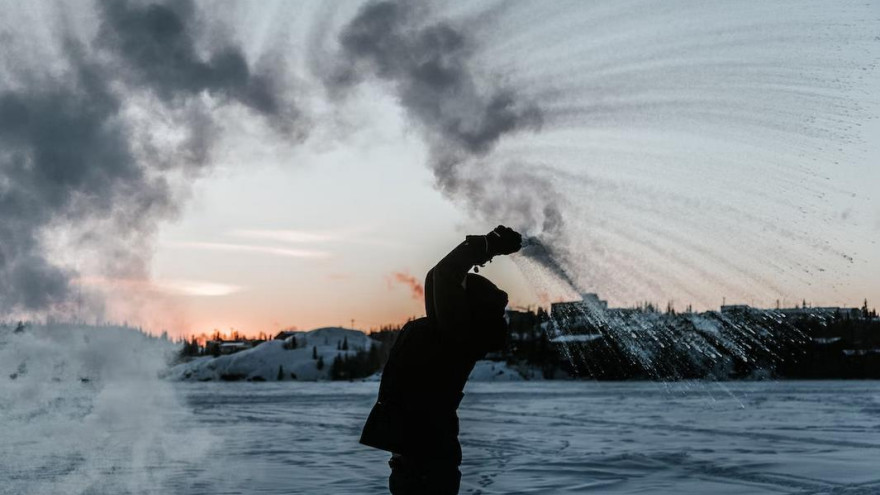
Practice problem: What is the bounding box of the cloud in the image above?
[78,277,244,297]
[164,241,331,259]
[327,4,538,167]
[153,279,244,297]
[321,1,563,242]
[0,0,302,316]
[387,270,425,300]
[97,0,300,131]
[0,42,172,313]
[330,2,541,159]
[232,227,406,249]
[231,229,336,244]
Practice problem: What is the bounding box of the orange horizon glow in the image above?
[174,311,422,343]
[145,293,880,343]
[68,245,880,343]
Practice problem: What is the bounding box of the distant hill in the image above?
[165,326,535,382]
[166,327,372,382]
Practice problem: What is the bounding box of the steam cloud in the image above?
[326,1,563,238]
[332,2,542,157]
[0,49,169,312]
[98,0,298,131]
[322,0,579,292]
[1,323,214,492]
[323,1,876,305]
[0,0,300,315]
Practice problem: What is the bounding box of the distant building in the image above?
[274,330,298,340]
[720,304,860,319]
[777,306,861,318]
[548,293,868,338]
[205,340,253,355]
[810,307,861,318]
[220,342,251,354]
[720,304,753,315]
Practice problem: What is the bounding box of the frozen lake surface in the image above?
[6,381,880,494]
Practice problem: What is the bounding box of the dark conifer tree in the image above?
[331,354,343,380]
[368,343,381,370]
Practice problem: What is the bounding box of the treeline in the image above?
[328,325,402,380]
[176,305,880,382]
[774,314,880,379]
[352,306,880,381]
[496,308,564,379]
[545,309,880,380]
[329,344,384,380]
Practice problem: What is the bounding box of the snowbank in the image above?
[166,327,374,382]
[469,360,528,381]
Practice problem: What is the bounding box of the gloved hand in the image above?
[486,225,522,256]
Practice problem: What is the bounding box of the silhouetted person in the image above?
[360,226,522,494]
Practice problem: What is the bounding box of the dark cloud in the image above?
[0,0,301,315]
[327,1,572,283]
[0,47,173,312]
[330,1,543,180]
[97,0,293,125]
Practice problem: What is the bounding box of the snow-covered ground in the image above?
[182,381,880,494]
[5,325,880,494]
[6,378,880,494]
[467,360,535,381]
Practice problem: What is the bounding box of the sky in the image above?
[149,88,880,337]
[0,1,877,338]
[148,85,539,335]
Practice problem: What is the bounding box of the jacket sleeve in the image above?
[425,236,492,344]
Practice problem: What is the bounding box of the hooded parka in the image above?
[359,236,508,464]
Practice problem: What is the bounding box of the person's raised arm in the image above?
[425,226,522,343]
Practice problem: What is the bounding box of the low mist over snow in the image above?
[0,323,213,493]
